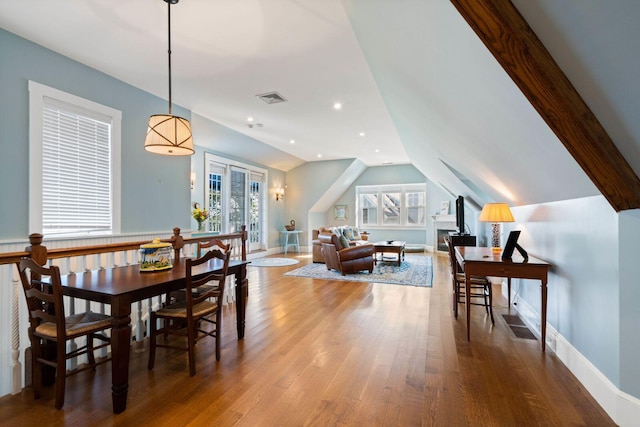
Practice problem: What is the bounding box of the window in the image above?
[29,81,121,236]
[204,153,266,251]
[356,184,426,228]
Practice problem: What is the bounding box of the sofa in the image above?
[318,233,374,275]
[312,226,369,263]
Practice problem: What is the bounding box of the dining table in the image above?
[60,257,249,414]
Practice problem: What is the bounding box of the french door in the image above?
[205,154,265,252]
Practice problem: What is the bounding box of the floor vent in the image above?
[256,91,287,104]
[502,314,537,340]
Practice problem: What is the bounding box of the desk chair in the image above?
[148,242,231,376]
[444,236,494,324]
[17,258,113,409]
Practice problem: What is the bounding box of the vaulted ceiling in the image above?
[1,0,638,210]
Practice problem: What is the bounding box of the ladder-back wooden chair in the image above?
[444,236,494,323]
[17,257,113,409]
[148,241,231,376]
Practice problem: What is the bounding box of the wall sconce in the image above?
[190,171,196,190]
[275,187,285,202]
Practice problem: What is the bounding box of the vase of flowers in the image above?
[192,205,209,232]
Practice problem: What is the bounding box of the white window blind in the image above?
[41,98,112,234]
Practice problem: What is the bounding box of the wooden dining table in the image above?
[60,257,249,414]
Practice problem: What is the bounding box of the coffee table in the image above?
[373,241,406,266]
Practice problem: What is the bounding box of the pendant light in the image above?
[144,0,194,156]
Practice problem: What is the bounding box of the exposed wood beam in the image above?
[450,0,640,212]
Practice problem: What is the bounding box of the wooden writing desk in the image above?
[60,258,249,413]
[454,247,551,351]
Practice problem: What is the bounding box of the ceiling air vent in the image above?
[256,92,287,104]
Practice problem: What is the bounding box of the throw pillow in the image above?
[352,227,361,240]
[339,235,350,249]
[343,227,355,240]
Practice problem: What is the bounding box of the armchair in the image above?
[318,234,374,275]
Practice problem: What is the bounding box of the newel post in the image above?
[26,233,47,266]
[171,227,184,262]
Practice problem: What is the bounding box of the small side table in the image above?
[280,230,303,254]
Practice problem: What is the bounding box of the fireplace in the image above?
[431,214,457,252]
[437,229,452,252]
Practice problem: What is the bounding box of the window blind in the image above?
[42,99,112,234]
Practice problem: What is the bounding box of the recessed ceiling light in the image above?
[359,132,365,137]
[317,154,323,158]
[247,116,254,122]
[333,102,342,110]
[382,161,393,165]
[374,149,380,153]
[290,139,295,144]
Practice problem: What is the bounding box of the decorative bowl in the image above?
[285,219,296,231]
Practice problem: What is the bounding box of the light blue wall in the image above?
[0,28,286,243]
[0,28,192,238]
[285,159,354,246]
[506,196,621,388]
[618,209,640,396]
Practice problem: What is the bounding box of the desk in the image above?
[454,247,551,351]
[280,230,302,254]
[60,258,249,413]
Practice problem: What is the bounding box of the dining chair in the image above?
[444,236,494,324]
[17,257,113,409]
[148,241,231,376]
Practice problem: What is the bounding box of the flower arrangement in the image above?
[192,207,209,231]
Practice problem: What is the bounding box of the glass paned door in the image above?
[207,172,223,233]
[249,174,263,251]
[229,169,246,233]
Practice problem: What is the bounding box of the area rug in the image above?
[284,255,432,287]
[250,258,300,267]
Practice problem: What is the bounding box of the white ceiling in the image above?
[0,0,406,171]
[1,0,638,207]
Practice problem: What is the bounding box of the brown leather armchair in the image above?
[318,234,374,275]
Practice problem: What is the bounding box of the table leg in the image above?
[541,279,547,351]
[507,277,512,307]
[465,271,471,341]
[109,302,132,414]
[234,264,248,339]
[284,234,289,254]
[295,233,300,253]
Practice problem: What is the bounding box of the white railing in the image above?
[0,226,247,398]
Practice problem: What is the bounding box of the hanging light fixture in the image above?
[144,0,194,156]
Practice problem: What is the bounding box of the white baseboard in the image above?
[502,283,640,426]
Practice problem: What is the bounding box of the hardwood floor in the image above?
[0,252,614,426]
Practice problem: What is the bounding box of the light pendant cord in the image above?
[167,0,172,115]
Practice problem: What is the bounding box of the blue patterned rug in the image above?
[284,255,432,287]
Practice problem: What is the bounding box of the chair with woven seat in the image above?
[17,257,112,409]
[148,241,231,376]
[444,236,494,323]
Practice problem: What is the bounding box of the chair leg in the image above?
[487,285,495,324]
[147,313,157,371]
[187,318,197,377]
[87,335,96,369]
[31,337,42,400]
[215,311,222,361]
[54,350,66,409]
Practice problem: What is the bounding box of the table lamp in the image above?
[478,203,514,251]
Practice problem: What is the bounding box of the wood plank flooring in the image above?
[0,253,615,426]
